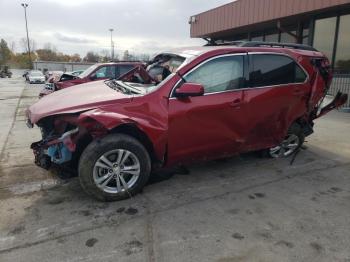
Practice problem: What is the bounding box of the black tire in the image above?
[266,122,305,158]
[78,134,151,201]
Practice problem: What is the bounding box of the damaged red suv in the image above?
[26,42,348,201]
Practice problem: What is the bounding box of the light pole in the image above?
[21,3,32,69]
[109,28,114,61]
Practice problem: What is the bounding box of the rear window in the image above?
[118,65,135,76]
[249,54,307,88]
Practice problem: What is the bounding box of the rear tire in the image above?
[78,134,151,201]
[268,123,304,158]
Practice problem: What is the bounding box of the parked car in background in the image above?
[0,66,12,78]
[26,43,348,201]
[52,70,85,83]
[27,70,45,84]
[39,62,143,97]
[45,71,64,81]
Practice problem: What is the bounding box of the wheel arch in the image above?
[109,123,158,164]
[77,110,164,166]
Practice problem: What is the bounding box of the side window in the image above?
[295,65,307,83]
[249,54,307,88]
[184,55,244,94]
[118,65,135,77]
[94,66,116,79]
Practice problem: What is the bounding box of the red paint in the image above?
[27,46,348,168]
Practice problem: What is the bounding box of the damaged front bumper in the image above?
[31,128,79,170]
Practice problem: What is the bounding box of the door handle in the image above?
[230,98,242,108]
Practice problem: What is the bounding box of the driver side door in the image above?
[167,54,248,165]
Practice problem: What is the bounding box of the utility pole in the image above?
[109,28,114,61]
[21,3,32,69]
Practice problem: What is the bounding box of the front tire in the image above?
[78,134,151,201]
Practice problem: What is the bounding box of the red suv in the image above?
[26,43,348,201]
[40,62,142,97]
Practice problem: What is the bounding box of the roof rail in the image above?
[205,40,318,52]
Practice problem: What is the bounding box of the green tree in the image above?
[0,39,12,65]
[10,52,37,69]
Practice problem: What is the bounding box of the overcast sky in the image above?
[0,0,232,57]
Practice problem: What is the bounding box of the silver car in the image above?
[28,71,45,84]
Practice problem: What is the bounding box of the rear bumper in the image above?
[314,91,348,119]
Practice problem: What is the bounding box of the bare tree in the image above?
[10,41,16,53]
[84,51,100,63]
[123,50,129,61]
[20,37,36,53]
[43,42,57,52]
[100,49,110,62]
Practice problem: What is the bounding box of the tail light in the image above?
[311,58,333,89]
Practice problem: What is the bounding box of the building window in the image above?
[280,30,297,43]
[265,30,279,42]
[251,32,264,41]
[313,17,337,61]
[335,14,350,72]
[302,28,309,45]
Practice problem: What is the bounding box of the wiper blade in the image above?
[115,80,145,95]
[104,80,126,93]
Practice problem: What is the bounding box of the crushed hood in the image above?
[27,80,132,124]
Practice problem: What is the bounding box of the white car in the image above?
[28,71,45,84]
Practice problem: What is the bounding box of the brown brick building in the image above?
[189,0,350,71]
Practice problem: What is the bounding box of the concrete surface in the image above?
[0,75,349,262]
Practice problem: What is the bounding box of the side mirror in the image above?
[175,83,204,98]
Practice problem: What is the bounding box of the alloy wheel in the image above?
[269,134,300,158]
[93,149,140,194]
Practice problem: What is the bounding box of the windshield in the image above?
[78,65,98,78]
[30,72,43,77]
[107,53,188,94]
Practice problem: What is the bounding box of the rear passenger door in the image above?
[242,53,309,151]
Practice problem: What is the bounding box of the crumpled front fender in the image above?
[78,108,136,130]
[77,108,168,162]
